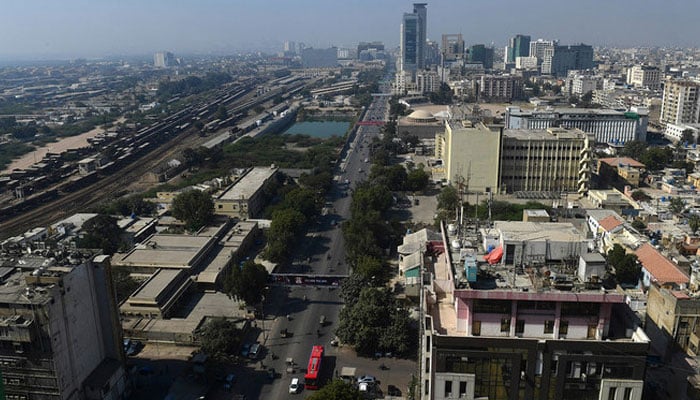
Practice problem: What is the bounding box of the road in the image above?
[242,93,389,399]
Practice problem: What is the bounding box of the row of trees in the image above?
[368,163,429,193]
[338,178,416,357]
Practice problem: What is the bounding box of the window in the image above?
[472,321,481,336]
[425,357,430,373]
[459,381,467,396]
[501,318,511,333]
[544,320,555,334]
[623,387,633,400]
[607,387,617,400]
[560,321,569,335]
[515,320,525,334]
[444,380,452,397]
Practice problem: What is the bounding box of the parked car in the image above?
[267,367,276,380]
[357,375,376,384]
[289,378,301,394]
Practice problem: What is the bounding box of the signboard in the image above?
[271,274,347,287]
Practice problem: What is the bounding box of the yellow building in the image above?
[214,166,279,219]
[435,120,501,192]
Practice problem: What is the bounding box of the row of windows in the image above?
[474,319,571,335]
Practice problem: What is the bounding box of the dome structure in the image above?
[406,109,437,122]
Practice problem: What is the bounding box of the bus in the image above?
[304,345,324,389]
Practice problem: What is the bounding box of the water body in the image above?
[283,121,351,138]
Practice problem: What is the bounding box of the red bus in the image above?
[304,345,324,389]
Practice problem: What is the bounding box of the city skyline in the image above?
[2,0,700,60]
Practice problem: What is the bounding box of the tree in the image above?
[690,214,700,235]
[171,190,214,231]
[630,190,651,202]
[437,185,460,214]
[224,260,269,305]
[215,105,228,121]
[199,318,242,360]
[607,244,640,286]
[406,167,430,192]
[111,266,141,304]
[620,141,648,158]
[354,255,387,284]
[639,147,673,171]
[336,287,416,356]
[669,197,686,215]
[305,380,362,400]
[339,273,371,303]
[631,219,647,232]
[79,214,123,254]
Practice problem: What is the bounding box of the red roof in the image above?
[635,243,689,285]
[599,157,646,169]
[599,215,624,232]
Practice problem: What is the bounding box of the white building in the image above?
[661,79,700,125]
[505,106,649,143]
[664,122,700,143]
[416,70,441,94]
[626,65,661,90]
[515,56,538,70]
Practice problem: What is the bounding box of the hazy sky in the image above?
[1,0,698,59]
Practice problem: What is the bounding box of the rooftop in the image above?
[635,243,689,285]
[218,167,278,201]
[599,157,646,169]
[503,127,589,140]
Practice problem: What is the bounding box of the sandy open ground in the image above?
[2,117,126,174]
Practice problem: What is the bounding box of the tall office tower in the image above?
[153,51,175,68]
[442,34,465,62]
[0,251,127,399]
[541,44,594,76]
[425,39,440,66]
[529,38,557,65]
[284,40,296,54]
[506,34,531,63]
[467,44,494,70]
[660,79,700,125]
[399,3,428,74]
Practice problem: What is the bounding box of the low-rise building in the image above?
[214,166,279,219]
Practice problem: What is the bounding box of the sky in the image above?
[1,0,699,60]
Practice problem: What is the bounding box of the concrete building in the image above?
[0,251,127,400]
[214,166,279,219]
[499,127,593,194]
[441,34,464,62]
[541,44,594,77]
[437,120,592,194]
[626,65,661,90]
[515,56,538,70]
[420,222,649,400]
[664,122,700,143]
[529,39,557,66]
[416,70,441,94]
[435,120,501,192]
[563,72,600,97]
[301,47,338,68]
[660,79,700,125]
[397,109,445,139]
[504,106,649,143]
[597,157,645,188]
[357,41,384,60]
[153,51,175,68]
[399,3,427,74]
[478,75,524,101]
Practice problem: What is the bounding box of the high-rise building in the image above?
[528,39,557,66]
[153,51,175,68]
[506,34,531,63]
[467,44,494,70]
[478,75,524,102]
[399,3,427,74]
[541,44,594,77]
[0,251,128,400]
[357,41,384,60]
[660,79,700,125]
[284,40,296,53]
[441,34,464,62]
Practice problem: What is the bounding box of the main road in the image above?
[245,94,389,399]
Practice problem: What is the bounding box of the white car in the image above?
[289,377,301,394]
[357,375,377,384]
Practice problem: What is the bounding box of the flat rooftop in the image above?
[492,221,585,243]
[129,269,182,302]
[113,234,215,269]
[503,127,588,140]
[218,167,277,201]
